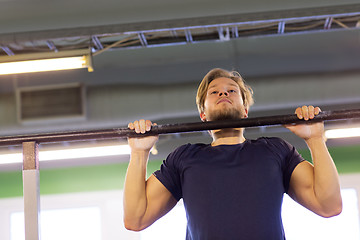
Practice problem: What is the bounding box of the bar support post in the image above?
[22,141,40,240]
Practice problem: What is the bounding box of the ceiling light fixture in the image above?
[325,127,360,139]
[0,144,130,165]
[0,49,93,75]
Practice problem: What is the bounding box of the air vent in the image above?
[17,83,85,123]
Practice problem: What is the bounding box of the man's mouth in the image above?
[217,98,232,104]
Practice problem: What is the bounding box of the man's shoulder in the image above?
[251,137,287,145]
[164,143,210,168]
[171,142,209,154]
[167,142,207,156]
[249,137,295,153]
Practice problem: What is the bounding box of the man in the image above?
[123,68,342,239]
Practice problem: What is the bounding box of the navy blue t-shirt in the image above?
[153,137,305,240]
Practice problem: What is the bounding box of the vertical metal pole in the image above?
[22,141,40,240]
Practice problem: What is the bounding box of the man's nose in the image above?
[219,91,229,96]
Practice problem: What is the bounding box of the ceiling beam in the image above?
[0,4,359,45]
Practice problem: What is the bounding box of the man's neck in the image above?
[211,128,246,146]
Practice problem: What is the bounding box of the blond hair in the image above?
[196,68,254,113]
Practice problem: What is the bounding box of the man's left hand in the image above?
[285,105,325,141]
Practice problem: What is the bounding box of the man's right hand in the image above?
[127,119,159,152]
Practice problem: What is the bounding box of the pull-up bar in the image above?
[0,108,360,146]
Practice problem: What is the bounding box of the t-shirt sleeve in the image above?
[266,138,305,193]
[153,144,189,201]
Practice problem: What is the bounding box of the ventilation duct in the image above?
[16,83,85,123]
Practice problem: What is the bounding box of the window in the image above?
[11,207,101,240]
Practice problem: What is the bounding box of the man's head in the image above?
[196,68,254,121]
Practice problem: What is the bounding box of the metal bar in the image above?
[217,27,230,41]
[138,32,148,46]
[324,17,333,29]
[0,109,359,146]
[91,36,103,50]
[46,40,58,52]
[170,30,178,38]
[217,26,224,40]
[184,29,193,42]
[278,21,286,34]
[22,142,40,240]
[0,46,14,56]
[232,26,239,38]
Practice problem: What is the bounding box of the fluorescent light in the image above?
[325,127,360,139]
[0,56,92,75]
[40,145,130,161]
[0,49,93,75]
[0,145,130,165]
[0,153,23,165]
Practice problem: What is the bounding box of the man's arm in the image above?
[286,106,342,217]
[123,119,177,231]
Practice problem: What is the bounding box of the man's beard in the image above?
[206,107,245,121]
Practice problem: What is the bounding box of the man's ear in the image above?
[244,108,249,118]
[200,112,206,122]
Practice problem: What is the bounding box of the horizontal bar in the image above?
[0,108,359,146]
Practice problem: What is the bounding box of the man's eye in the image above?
[229,90,236,93]
[210,91,218,94]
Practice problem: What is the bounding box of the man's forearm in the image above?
[306,137,342,215]
[123,150,150,228]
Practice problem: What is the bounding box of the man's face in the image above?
[200,77,248,122]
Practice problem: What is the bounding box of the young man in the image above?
[123,68,342,239]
